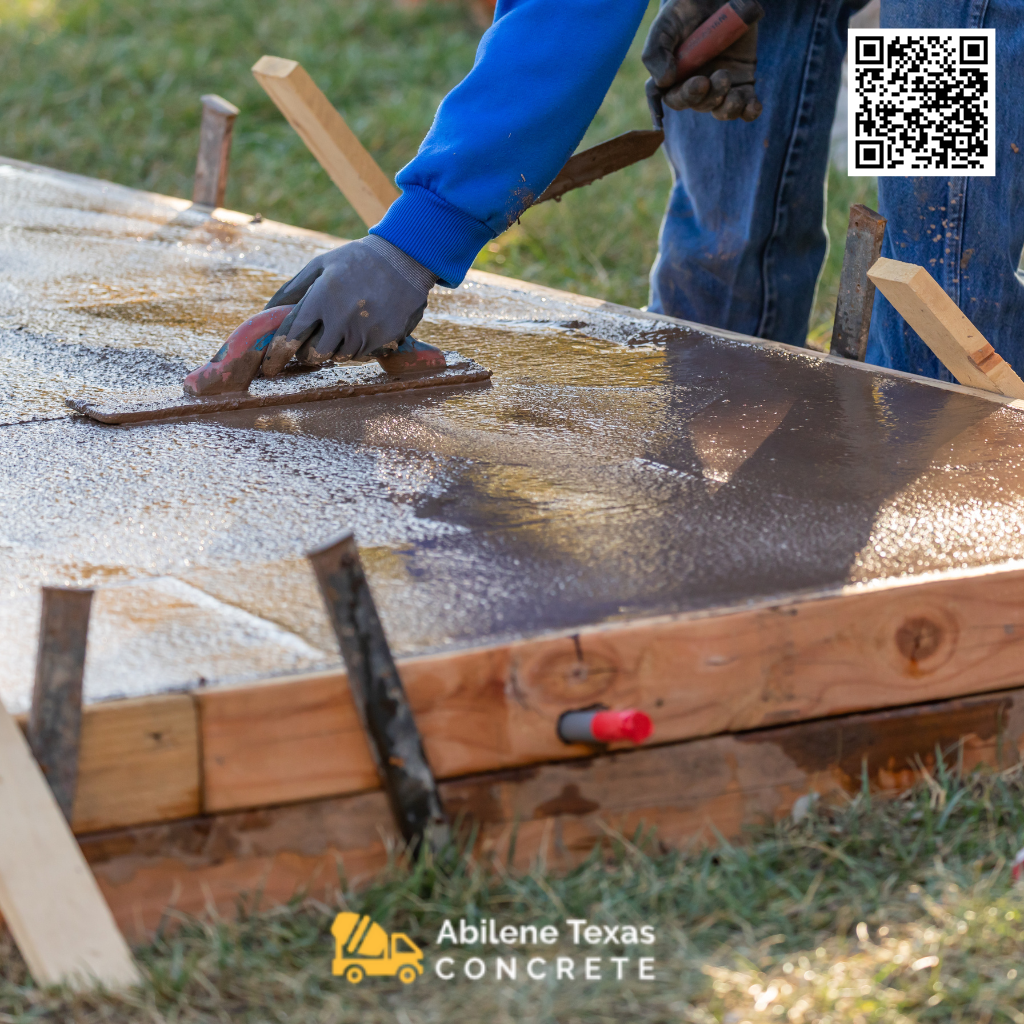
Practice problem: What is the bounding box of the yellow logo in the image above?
[331,912,424,985]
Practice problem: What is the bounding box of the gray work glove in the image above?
[260,235,438,377]
[642,0,761,122]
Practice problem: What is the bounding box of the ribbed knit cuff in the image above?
[369,185,496,288]
[362,234,438,294]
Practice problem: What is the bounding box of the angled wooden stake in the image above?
[307,531,448,853]
[831,204,886,361]
[0,695,139,990]
[28,586,91,821]
[867,258,1024,398]
[252,56,399,228]
[193,94,240,208]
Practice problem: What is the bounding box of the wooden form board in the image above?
[70,696,200,833]
[868,257,1024,398]
[0,697,139,989]
[29,563,1024,834]
[82,685,1024,937]
[15,695,201,835]
[251,56,399,227]
[196,565,1024,814]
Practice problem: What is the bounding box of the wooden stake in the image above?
[867,258,1024,398]
[0,695,139,990]
[27,587,91,821]
[251,56,399,228]
[192,94,240,209]
[307,531,448,851]
[831,204,886,361]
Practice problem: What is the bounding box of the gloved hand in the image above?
[260,235,438,377]
[642,0,761,122]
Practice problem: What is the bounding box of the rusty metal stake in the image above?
[307,531,448,852]
[192,94,240,208]
[831,203,887,361]
[27,586,92,822]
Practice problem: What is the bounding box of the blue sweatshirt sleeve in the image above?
[368,0,650,288]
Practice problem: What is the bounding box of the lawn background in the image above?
[0,0,876,343]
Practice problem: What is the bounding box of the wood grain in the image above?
[868,258,1024,397]
[449,689,1023,870]
[199,565,1024,813]
[82,791,395,938]
[196,672,376,813]
[82,686,1024,935]
[192,94,239,208]
[71,695,201,834]
[831,204,886,361]
[251,56,399,227]
[28,586,92,821]
[0,696,139,989]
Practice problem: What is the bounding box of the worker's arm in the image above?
[370,0,650,288]
[265,0,648,368]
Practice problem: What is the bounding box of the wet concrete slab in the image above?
[3,155,1024,712]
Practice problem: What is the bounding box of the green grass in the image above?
[0,0,873,339]
[3,764,1024,1022]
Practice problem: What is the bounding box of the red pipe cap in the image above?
[590,709,653,744]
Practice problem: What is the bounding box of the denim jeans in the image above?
[648,0,1024,382]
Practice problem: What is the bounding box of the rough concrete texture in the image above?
[3,156,1024,712]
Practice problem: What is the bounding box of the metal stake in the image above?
[192,94,240,208]
[27,586,92,822]
[831,203,887,361]
[307,531,448,852]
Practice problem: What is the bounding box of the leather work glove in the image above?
[642,0,761,122]
[260,235,438,377]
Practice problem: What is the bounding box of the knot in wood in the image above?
[895,617,943,664]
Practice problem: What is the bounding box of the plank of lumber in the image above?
[28,586,92,821]
[71,695,201,834]
[251,56,399,228]
[83,790,393,938]
[197,564,1024,813]
[84,685,1024,934]
[0,696,139,989]
[192,94,239,208]
[867,257,1024,398]
[831,204,886,361]
[308,531,448,848]
[449,689,1022,871]
[15,695,202,834]
[198,671,376,813]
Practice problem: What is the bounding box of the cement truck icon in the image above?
[331,912,424,984]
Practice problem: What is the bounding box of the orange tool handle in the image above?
[674,0,764,82]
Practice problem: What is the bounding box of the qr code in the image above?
[848,29,995,176]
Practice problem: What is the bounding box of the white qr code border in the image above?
[848,28,996,177]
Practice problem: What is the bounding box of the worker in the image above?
[262,0,1023,386]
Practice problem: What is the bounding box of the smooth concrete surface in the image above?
[3,156,1024,712]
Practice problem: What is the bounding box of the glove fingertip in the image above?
[742,97,764,122]
[642,56,677,90]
